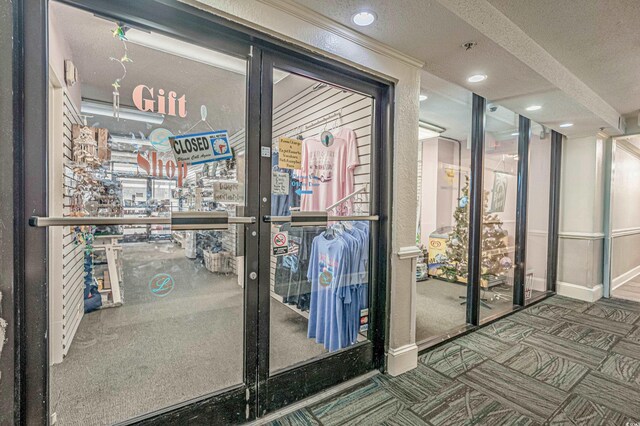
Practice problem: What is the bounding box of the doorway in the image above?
[604,134,640,302]
[20,1,391,424]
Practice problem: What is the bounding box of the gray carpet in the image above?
[270,295,640,425]
[415,278,518,342]
[52,242,325,426]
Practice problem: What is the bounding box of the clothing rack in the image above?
[325,185,368,216]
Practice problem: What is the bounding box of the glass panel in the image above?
[415,75,473,342]
[48,3,247,423]
[480,103,519,319]
[269,71,373,372]
[525,121,552,302]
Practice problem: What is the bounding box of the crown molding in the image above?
[258,0,424,69]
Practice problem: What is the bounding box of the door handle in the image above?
[263,211,379,226]
[29,212,256,230]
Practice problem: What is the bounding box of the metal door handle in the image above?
[28,212,256,230]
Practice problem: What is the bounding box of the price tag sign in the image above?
[278,137,302,169]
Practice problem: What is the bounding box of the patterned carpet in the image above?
[268,296,640,425]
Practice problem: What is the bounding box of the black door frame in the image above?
[257,49,391,415]
[16,0,393,424]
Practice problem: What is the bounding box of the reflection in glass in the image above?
[415,75,472,342]
[269,71,373,372]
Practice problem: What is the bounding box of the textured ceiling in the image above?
[487,0,640,115]
[292,0,626,137]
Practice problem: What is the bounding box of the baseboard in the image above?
[386,344,418,376]
[557,281,603,302]
[612,264,640,291]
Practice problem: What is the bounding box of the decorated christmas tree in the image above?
[440,176,512,284]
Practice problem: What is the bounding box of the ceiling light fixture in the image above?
[352,11,376,26]
[419,94,428,101]
[126,29,289,83]
[559,122,574,128]
[525,105,542,111]
[511,132,519,136]
[419,121,446,140]
[81,99,164,124]
[467,74,487,83]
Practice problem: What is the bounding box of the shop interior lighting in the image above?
[419,121,446,140]
[467,74,487,83]
[125,29,289,83]
[525,105,542,111]
[81,99,165,124]
[352,11,376,26]
[511,132,519,136]
[419,94,428,101]
[559,122,574,128]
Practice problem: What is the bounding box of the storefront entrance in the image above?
[20,1,391,424]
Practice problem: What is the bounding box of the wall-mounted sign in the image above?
[278,137,302,169]
[170,131,233,165]
[213,181,244,204]
[133,84,187,117]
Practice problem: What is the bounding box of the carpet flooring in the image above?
[52,242,326,426]
[268,295,640,425]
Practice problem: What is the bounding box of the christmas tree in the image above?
[440,175,512,284]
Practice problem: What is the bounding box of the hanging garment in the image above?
[299,128,359,213]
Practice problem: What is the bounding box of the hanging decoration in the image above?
[110,24,132,120]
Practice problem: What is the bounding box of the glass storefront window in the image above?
[480,103,519,319]
[415,75,473,343]
[525,121,552,302]
[48,3,246,423]
[269,71,374,371]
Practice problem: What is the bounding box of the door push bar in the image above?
[263,211,379,227]
[28,211,256,230]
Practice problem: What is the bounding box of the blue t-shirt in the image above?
[307,233,351,351]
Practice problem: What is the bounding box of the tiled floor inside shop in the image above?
[268,295,640,425]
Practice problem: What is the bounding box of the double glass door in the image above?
[30,2,384,424]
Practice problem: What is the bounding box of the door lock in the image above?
[249,272,257,280]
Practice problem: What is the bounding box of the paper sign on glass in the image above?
[170,130,233,165]
[278,137,302,169]
[272,171,289,195]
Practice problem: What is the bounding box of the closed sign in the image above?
[170,130,233,165]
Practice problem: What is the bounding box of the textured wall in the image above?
[0,0,15,422]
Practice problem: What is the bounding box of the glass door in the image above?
[257,52,386,413]
[38,2,259,423]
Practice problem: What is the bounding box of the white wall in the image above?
[185,0,423,375]
[611,145,640,289]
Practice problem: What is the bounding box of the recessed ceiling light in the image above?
[511,132,519,136]
[352,11,376,26]
[559,122,574,128]
[526,105,542,111]
[419,94,428,101]
[467,74,487,83]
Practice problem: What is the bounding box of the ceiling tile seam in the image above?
[258,0,425,69]
[435,0,622,132]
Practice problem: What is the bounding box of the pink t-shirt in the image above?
[299,127,359,214]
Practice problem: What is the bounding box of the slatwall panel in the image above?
[61,91,85,355]
[269,83,373,294]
